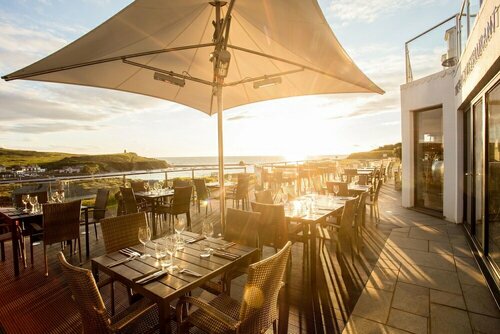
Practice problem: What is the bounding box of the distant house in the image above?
[0,165,6,172]
[58,165,83,174]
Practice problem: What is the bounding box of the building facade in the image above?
[401,0,500,301]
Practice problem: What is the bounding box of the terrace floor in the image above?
[0,180,499,333]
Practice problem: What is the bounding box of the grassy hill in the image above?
[0,148,168,172]
[0,148,73,167]
[347,143,401,160]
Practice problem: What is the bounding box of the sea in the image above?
[129,155,346,181]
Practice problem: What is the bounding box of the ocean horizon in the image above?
[158,155,348,166]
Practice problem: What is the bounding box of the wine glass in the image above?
[200,220,214,258]
[29,196,38,214]
[138,225,151,259]
[153,182,160,194]
[50,191,58,203]
[165,236,177,271]
[58,190,65,202]
[21,194,30,212]
[282,192,288,205]
[174,217,186,250]
[144,182,150,194]
[333,185,340,197]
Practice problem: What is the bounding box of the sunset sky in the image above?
[0,0,460,158]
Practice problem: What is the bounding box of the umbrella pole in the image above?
[217,83,226,233]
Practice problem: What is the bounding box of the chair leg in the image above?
[94,222,98,241]
[110,281,116,316]
[0,241,4,261]
[272,320,278,334]
[30,236,34,267]
[44,244,48,277]
[186,212,191,231]
[77,237,82,265]
[19,236,27,268]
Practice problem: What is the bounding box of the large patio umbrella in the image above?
[2,0,383,228]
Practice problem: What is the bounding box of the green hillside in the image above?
[0,148,73,167]
[347,143,401,160]
[0,148,168,172]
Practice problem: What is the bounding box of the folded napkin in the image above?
[212,251,240,260]
[135,270,167,285]
[185,235,206,244]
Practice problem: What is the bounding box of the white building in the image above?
[401,0,499,301]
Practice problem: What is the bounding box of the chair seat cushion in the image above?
[188,294,241,334]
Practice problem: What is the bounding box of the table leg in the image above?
[310,221,317,285]
[85,208,90,258]
[12,220,19,276]
[158,301,172,334]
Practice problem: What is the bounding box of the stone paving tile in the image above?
[397,248,456,272]
[343,315,412,334]
[392,282,430,317]
[428,240,453,254]
[387,235,428,252]
[366,266,399,292]
[430,304,473,334]
[430,289,466,310]
[387,308,428,334]
[352,287,393,323]
[455,256,487,287]
[468,312,500,334]
[452,243,473,258]
[461,283,500,318]
[408,226,449,242]
[398,264,462,294]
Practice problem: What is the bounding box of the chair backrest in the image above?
[100,212,145,253]
[312,176,323,193]
[57,252,110,334]
[373,178,383,202]
[43,200,82,245]
[254,190,274,205]
[93,189,109,220]
[193,179,209,202]
[358,175,368,185]
[238,241,291,333]
[225,208,260,249]
[173,178,192,188]
[337,198,358,257]
[120,187,138,214]
[130,180,145,193]
[250,202,288,249]
[235,175,250,198]
[171,186,192,214]
[355,192,368,228]
[114,191,125,216]
[326,181,349,197]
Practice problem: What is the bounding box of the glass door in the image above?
[464,108,473,233]
[474,99,485,247]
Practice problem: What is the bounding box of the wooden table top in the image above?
[91,231,258,302]
[135,189,174,199]
[285,195,354,223]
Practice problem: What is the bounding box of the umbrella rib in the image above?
[2,43,215,81]
[227,44,366,87]
[123,59,214,87]
[224,68,304,87]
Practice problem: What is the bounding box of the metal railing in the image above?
[405,0,483,83]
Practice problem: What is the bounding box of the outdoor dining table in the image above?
[284,195,354,283]
[135,189,174,237]
[91,231,259,334]
[205,180,236,188]
[0,205,91,276]
[348,184,373,195]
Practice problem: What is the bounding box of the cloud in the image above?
[329,0,436,25]
[0,122,99,134]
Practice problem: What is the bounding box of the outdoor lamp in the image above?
[253,76,282,89]
[211,49,231,78]
[153,72,186,87]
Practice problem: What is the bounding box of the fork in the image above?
[107,254,137,267]
[179,268,202,277]
[120,248,141,257]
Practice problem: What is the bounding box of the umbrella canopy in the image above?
[3,0,383,229]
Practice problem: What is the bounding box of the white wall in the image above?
[400,68,460,223]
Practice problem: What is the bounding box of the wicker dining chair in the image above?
[366,178,383,223]
[34,200,82,276]
[80,189,109,241]
[0,217,26,267]
[336,198,359,262]
[176,241,291,334]
[120,187,139,215]
[254,189,274,204]
[57,252,161,334]
[193,178,212,215]
[203,208,261,295]
[353,191,368,254]
[157,186,192,230]
[226,174,250,210]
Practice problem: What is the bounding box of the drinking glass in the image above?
[21,194,30,212]
[153,182,160,194]
[155,242,169,269]
[29,196,38,214]
[333,185,340,197]
[200,220,214,258]
[50,191,58,203]
[165,236,177,271]
[174,217,186,250]
[282,193,288,204]
[58,191,65,202]
[144,182,150,194]
[138,226,151,259]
